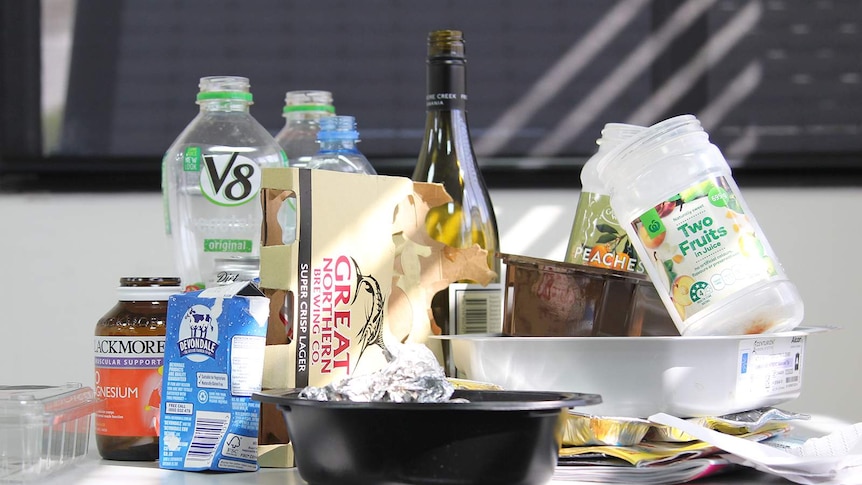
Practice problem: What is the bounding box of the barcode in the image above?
[184,411,231,468]
[451,283,503,334]
[785,376,800,383]
[462,297,489,334]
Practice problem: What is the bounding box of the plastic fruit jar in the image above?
[596,115,804,336]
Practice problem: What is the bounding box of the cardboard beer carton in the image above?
[257,168,495,461]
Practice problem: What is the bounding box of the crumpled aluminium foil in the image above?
[298,343,456,403]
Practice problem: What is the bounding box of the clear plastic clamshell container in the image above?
[0,383,102,483]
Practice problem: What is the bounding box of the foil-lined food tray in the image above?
[562,412,652,446]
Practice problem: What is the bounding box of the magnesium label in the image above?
[632,176,778,322]
[94,336,164,437]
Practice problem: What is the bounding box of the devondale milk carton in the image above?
[159,281,269,472]
[257,168,496,455]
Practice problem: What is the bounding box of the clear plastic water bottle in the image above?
[273,90,335,168]
[162,76,286,291]
[306,115,376,174]
[596,115,804,336]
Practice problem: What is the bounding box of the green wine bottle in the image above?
[411,30,502,376]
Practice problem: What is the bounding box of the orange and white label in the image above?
[94,336,165,437]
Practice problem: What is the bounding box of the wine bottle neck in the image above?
[426,59,467,111]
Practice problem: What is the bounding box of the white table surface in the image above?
[31,451,794,485]
[33,415,850,485]
[37,453,307,485]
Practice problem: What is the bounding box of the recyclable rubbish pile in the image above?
[70,28,860,485]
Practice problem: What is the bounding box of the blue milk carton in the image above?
[159,281,269,472]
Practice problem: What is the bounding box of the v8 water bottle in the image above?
[162,76,286,290]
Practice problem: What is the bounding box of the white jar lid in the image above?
[117,286,182,301]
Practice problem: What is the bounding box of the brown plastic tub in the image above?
[500,253,678,337]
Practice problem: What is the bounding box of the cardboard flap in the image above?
[260,245,297,291]
[261,166,302,192]
[262,344,294,389]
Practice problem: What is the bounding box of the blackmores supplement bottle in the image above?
[596,115,804,336]
[94,277,181,460]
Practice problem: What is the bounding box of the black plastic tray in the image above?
[254,389,601,485]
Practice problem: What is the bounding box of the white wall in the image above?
[2,187,859,422]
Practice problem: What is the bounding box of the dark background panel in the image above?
[1,0,861,191]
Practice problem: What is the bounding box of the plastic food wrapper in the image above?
[650,413,862,484]
[299,343,455,403]
[719,408,811,428]
[559,422,789,467]
[559,407,806,447]
[158,281,270,472]
[648,407,810,442]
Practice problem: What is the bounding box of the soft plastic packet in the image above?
[648,407,810,442]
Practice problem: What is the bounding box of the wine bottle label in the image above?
[426,92,468,110]
[448,283,503,334]
[427,62,467,110]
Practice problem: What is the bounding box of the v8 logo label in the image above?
[200,152,261,206]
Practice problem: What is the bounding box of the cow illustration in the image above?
[187,307,214,339]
